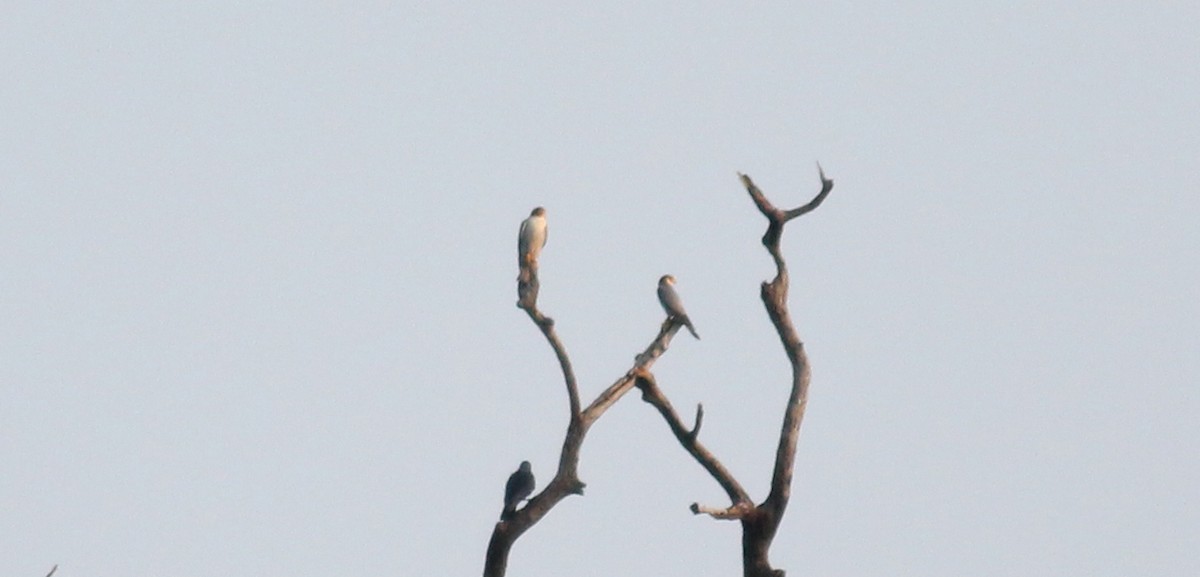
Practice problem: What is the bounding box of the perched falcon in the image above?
[501,461,535,521]
[657,274,700,339]
[517,207,548,272]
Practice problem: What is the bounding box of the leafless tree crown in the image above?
[486,168,834,577]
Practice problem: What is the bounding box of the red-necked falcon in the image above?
[501,460,535,520]
[517,207,547,282]
[657,274,700,339]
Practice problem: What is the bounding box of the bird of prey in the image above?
[657,274,700,339]
[501,461,535,521]
[517,207,548,282]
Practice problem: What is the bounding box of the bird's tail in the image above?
[683,318,700,340]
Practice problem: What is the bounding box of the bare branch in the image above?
[485,265,687,577]
[690,501,755,520]
[518,293,581,418]
[745,168,832,576]
[782,163,834,220]
[744,169,831,515]
[640,169,833,577]
[581,321,680,422]
[635,371,752,506]
[45,565,58,577]
[740,168,833,279]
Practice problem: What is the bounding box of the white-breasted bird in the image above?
[657,274,700,339]
[517,207,548,272]
[501,460,535,521]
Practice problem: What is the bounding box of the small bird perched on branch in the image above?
[657,274,700,339]
[517,207,548,284]
[501,461,535,521]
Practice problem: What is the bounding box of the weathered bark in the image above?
[637,168,834,577]
[483,258,688,577]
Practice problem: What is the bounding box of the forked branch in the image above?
[635,371,751,508]
[638,168,834,577]
[484,253,689,577]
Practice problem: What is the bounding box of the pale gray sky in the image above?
[3,3,1198,576]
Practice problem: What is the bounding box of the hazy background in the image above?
[3,3,1197,576]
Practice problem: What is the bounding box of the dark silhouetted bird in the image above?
[501,461,535,521]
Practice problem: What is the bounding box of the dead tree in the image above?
[485,168,833,577]
[636,168,833,577]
